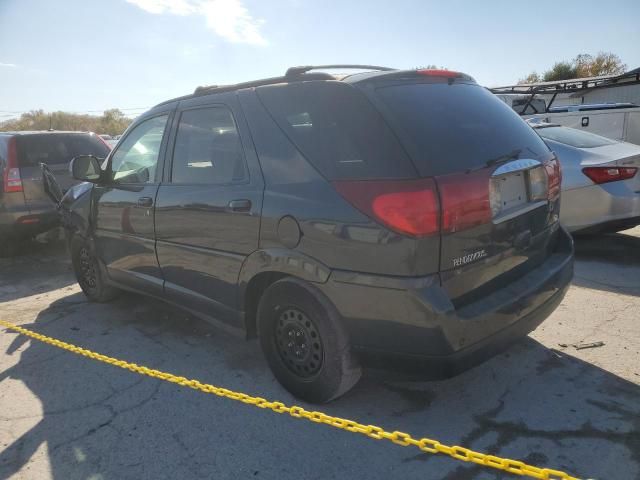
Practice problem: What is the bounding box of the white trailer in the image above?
[491,71,640,145]
[526,106,640,145]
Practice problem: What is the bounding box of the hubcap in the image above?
[275,308,323,378]
[78,247,97,289]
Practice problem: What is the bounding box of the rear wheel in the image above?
[257,277,361,403]
[70,235,119,302]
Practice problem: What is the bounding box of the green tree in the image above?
[543,61,578,82]
[518,52,627,84]
[518,72,541,84]
[98,109,130,136]
[0,109,132,135]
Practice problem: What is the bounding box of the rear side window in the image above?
[375,83,551,176]
[536,126,616,148]
[16,134,110,166]
[171,107,247,184]
[257,82,416,180]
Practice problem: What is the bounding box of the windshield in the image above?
[536,126,617,148]
[374,82,551,176]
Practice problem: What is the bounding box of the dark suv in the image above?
[0,131,110,252]
[54,66,573,403]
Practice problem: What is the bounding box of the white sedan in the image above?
[532,122,640,234]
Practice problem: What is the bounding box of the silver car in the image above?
[532,122,640,233]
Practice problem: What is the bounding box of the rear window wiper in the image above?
[464,149,522,174]
[485,149,522,167]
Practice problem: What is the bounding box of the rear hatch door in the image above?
[364,76,561,304]
[17,133,110,210]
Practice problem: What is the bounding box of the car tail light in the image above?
[3,137,22,193]
[582,166,637,184]
[94,133,112,150]
[437,169,492,233]
[17,216,40,224]
[545,158,561,200]
[528,166,548,201]
[332,178,440,237]
[416,69,462,78]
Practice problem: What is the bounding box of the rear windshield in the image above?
[374,82,551,176]
[535,126,616,148]
[17,133,110,166]
[257,82,416,180]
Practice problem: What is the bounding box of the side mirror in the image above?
[70,155,103,183]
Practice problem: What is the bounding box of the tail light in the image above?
[3,137,22,193]
[545,158,561,201]
[332,179,440,237]
[527,166,548,201]
[94,133,112,150]
[437,169,492,233]
[582,166,637,184]
[333,171,494,237]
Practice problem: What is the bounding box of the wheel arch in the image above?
[238,248,331,337]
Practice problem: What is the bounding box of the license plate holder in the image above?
[494,172,527,213]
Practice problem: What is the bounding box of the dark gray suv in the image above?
[52,66,573,403]
[0,131,110,253]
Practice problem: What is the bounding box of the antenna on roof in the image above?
[285,65,395,77]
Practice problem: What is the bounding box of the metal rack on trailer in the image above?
[490,70,640,114]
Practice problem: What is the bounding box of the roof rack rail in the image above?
[285,64,395,77]
[193,71,337,95]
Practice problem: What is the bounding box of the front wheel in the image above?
[257,278,361,403]
[70,235,119,302]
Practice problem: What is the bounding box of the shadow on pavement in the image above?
[572,231,640,297]
[0,237,75,303]
[1,291,639,480]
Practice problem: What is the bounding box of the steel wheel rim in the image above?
[275,307,324,378]
[78,247,97,289]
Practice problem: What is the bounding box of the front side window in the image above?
[110,115,168,183]
[171,107,247,184]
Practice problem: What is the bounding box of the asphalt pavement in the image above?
[1,228,639,480]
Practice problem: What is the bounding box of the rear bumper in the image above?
[561,181,640,233]
[0,209,59,239]
[317,225,574,378]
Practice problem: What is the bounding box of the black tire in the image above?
[257,277,361,403]
[70,234,119,302]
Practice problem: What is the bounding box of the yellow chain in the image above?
[0,319,580,480]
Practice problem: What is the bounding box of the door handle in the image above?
[226,199,252,213]
[137,196,153,207]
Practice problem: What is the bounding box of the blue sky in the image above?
[1,0,639,120]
